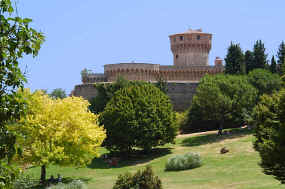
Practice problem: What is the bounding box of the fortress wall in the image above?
[72,82,199,111]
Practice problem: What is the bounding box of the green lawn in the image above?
[25,128,284,189]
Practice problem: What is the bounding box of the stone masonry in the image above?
[72,29,224,111]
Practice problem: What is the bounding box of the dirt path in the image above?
[177,130,218,138]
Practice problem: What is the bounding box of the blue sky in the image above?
[18,0,285,94]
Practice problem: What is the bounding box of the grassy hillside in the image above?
[25,128,284,189]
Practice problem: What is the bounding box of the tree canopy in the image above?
[224,43,245,74]
[252,40,268,69]
[9,89,106,182]
[252,90,285,184]
[100,83,177,154]
[49,88,67,99]
[0,0,44,165]
[186,74,257,133]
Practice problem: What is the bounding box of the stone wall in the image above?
[72,82,199,111]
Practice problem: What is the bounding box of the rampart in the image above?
[72,82,199,111]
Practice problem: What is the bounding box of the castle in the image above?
[73,29,224,111]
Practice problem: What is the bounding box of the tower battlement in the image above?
[169,29,212,67]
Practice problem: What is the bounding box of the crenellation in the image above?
[73,29,224,111]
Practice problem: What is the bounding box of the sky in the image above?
[16,0,285,94]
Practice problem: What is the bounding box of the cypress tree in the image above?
[244,50,254,73]
[225,42,244,74]
[277,41,285,75]
[253,40,268,69]
[270,56,277,73]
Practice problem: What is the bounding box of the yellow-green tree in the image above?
[10,89,106,183]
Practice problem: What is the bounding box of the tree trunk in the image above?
[40,165,46,184]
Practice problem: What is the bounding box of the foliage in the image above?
[0,160,20,189]
[13,174,38,189]
[225,42,245,74]
[100,83,177,154]
[47,180,87,189]
[186,74,257,133]
[155,76,168,94]
[247,69,281,96]
[252,90,285,184]
[252,40,268,70]
[89,77,130,114]
[113,166,162,189]
[277,41,285,75]
[49,88,67,99]
[9,89,106,181]
[0,0,44,162]
[165,152,201,171]
[244,50,254,73]
[175,111,188,132]
[270,56,277,73]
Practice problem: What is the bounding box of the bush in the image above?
[100,83,177,154]
[165,152,202,171]
[13,174,38,189]
[113,166,162,189]
[175,111,188,132]
[252,90,285,184]
[47,180,87,189]
[0,161,20,189]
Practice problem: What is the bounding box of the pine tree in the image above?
[270,56,277,73]
[277,41,285,75]
[253,40,268,69]
[225,42,245,74]
[244,50,254,73]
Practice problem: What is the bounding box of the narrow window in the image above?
[197,35,201,40]
[180,36,184,41]
[176,54,179,59]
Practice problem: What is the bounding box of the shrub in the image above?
[47,180,87,189]
[100,83,177,154]
[165,152,202,171]
[13,174,38,189]
[175,111,188,132]
[0,161,20,189]
[252,90,285,184]
[113,166,162,189]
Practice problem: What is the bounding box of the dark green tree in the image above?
[252,40,268,69]
[270,56,277,73]
[252,90,285,184]
[186,74,257,133]
[225,42,245,74]
[100,83,177,154]
[277,41,285,75]
[244,50,254,73]
[49,88,67,99]
[248,69,281,96]
[155,75,168,94]
[89,77,130,114]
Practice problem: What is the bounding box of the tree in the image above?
[252,90,285,184]
[252,40,268,69]
[100,83,177,154]
[49,88,67,99]
[270,56,277,73]
[277,41,285,75]
[247,69,281,96]
[225,42,245,74]
[244,50,254,73]
[186,74,257,133]
[89,77,130,114]
[0,0,44,177]
[9,89,106,183]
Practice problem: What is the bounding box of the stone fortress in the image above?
[73,29,224,111]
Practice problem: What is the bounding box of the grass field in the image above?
[25,128,284,189]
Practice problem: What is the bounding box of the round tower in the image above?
[169,29,212,67]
